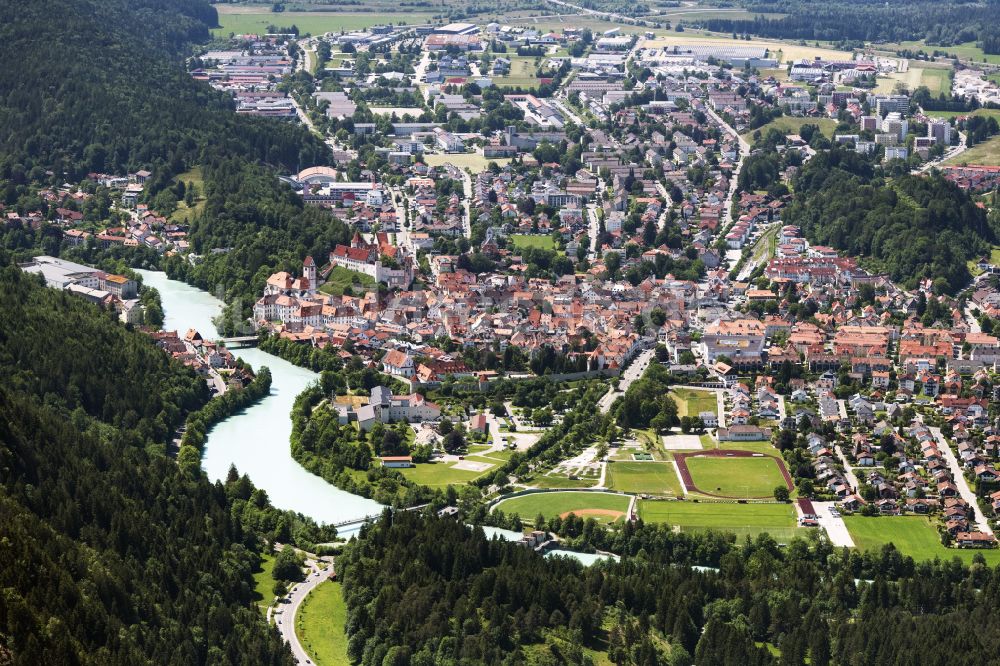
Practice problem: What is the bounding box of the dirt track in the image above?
[674,449,793,499]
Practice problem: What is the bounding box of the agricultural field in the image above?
[422,152,510,173]
[684,455,788,498]
[878,39,1000,66]
[639,34,853,65]
[319,265,376,296]
[638,500,800,541]
[212,5,435,37]
[496,491,631,524]
[511,234,556,251]
[398,459,495,488]
[669,388,718,419]
[296,581,351,666]
[742,117,838,142]
[845,516,1000,565]
[607,462,681,495]
[946,135,1000,167]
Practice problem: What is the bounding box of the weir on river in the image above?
[137,270,383,529]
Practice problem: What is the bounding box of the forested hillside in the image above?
[0,0,326,183]
[702,1,1000,51]
[0,266,307,664]
[782,149,996,292]
[343,510,1000,666]
[0,0,352,330]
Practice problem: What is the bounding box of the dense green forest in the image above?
[342,510,1000,666]
[782,148,996,292]
[702,1,1000,52]
[0,0,349,332]
[0,0,326,184]
[0,265,342,664]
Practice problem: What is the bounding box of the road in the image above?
[912,131,967,174]
[598,348,655,413]
[812,501,855,547]
[289,93,321,138]
[704,106,751,270]
[929,424,993,534]
[833,444,862,492]
[273,557,331,665]
[551,98,584,126]
[586,203,601,260]
[964,302,982,334]
[458,168,473,238]
[543,0,641,24]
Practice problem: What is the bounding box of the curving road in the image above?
[272,557,332,665]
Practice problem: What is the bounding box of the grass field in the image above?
[845,516,1000,565]
[888,40,1000,66]
[946,135,1000,167]
[511,234,556,251]
[639,500,800,540]
[296,581,350,666]
[398,460,493,488]
[422,152,510,173]
[494,55,548,88]
[875,65,951,95]
[319,265,376,296]
[169,166,206,223]
[251,551,276,612]
[742,117,838,142]
[529,474,599,489]
[669,388,717,419]
[496,491,631,524]
[686,456,787,498]
[927,108,1000,121]
[212,6,436,36]
[607,462,681,496]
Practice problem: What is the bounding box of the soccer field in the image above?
[639,501,800,541]
[686,456,788,498]
[669,388,718,419]
[495,491,631,524]
[607,462,681,496]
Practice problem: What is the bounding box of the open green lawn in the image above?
[319,265,376,296]
[845,516,1000,564]
[169,166,206,223]
[639,500,800,541]
[528,474,599,490]
[251,551,276,612]
[496,491,631,524]
[742,117,838,142]
[398,461,492,488]
[511,234,556,251]
[927,108,1000,121]
[212,7,436,36]
[946,135,1000,167]
[296,581,350,666]
[607,462,681,496]
[686,456,787,498]
[669,388,717,419]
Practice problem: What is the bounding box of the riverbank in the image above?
[137,270,385,527]
[177,365,272,466]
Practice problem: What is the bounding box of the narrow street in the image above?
[929,425,993,534]
[598,348,655,413]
